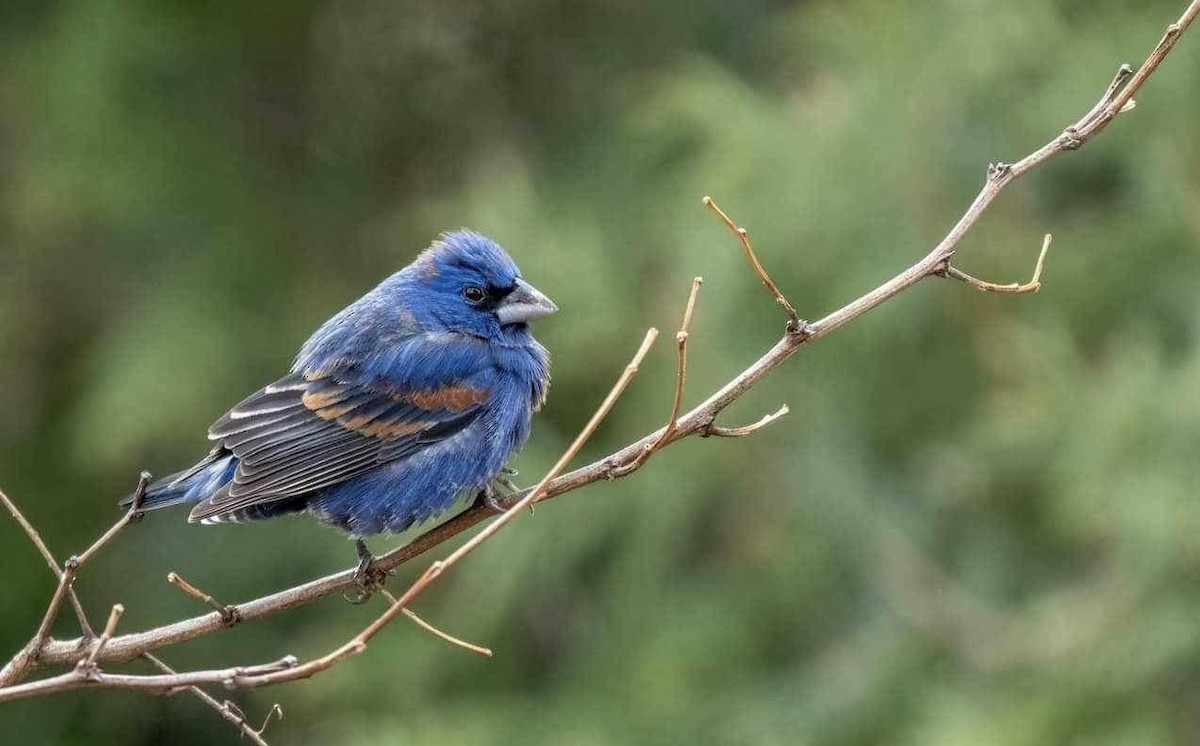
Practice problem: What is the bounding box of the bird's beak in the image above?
[496,278,558,325]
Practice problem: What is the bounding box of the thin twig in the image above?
[703,196,802,330]
[939,233,1052,293]
[75,471,151,567]
[81,604,124,671]
[252,704,284,742]
[703,405,790,438]
[142,653,278,746]
[380,591,493,658]
[0,487,95,638]
[612,278,703,476]
[668,277,704,435]
[1088,4,1200,136]
[168,572,240,626]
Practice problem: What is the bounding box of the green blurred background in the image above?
[3,0,1199,743]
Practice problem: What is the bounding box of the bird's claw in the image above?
[344,540,391,604]
[477,486,510,515]
[476,474,536,517]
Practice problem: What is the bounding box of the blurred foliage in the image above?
[2,0,1200,743]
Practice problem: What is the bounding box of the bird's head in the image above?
[401,230,557,339]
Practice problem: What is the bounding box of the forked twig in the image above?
[35,473,150,642]
[0,472,151,688]
[0,488,95,639]
[613,278,703,476]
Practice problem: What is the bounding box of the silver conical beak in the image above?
[496,278,558,325]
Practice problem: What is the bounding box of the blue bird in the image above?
[121,230,556,596]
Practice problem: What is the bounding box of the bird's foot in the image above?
[344,539,391,604]
[476,484,510,515]
[475,471,534,516]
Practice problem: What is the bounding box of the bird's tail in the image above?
[119,454,237,512]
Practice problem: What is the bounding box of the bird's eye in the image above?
[463,285,487,304]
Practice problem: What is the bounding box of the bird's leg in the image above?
[475,467,534,516]
[495,466,521,496]
[345,538,389,604]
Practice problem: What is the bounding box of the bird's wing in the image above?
[187,369,488,522]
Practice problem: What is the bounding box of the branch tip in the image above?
[611,279,705,477]
[380,592,493,657]
[168,572,240,626]
[704,404,790,438]
[703,196,801,325]
[254,704,284,739]
[82,604,125,670]
[939,233,1051,294]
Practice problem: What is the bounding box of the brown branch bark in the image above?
[3,0,1197,709]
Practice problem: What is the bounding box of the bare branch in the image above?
[81,605,124,671]
[0,488,65,578]
[0,656,299,703]
[938,233,1052,294]
[75,471,151,567]
[613,278,702,476]
[668,277,704,434]
[702,196,802,330]
[251,704,285,743]
[703,405,790,438]
[168,572,240,626]
[1086,4,1200,135]
[0,487,95,639]
[380,591,493,658]
[4,0,1198,711]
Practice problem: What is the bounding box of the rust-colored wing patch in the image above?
[408,385,489,413]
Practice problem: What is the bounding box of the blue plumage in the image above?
[125,230,555,537]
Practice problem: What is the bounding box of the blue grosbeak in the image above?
[122,230,555,592]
